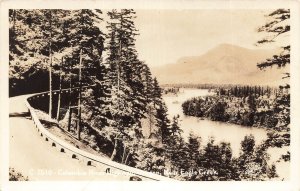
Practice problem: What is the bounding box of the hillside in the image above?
[151,43,289,86]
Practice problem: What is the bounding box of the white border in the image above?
[1,0,300,191]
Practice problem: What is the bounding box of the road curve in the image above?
[9,94,133,181]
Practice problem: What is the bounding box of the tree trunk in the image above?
[48,54,53,117]
[12,10,16,32]
[116,13,123,118]
[121,144,126,164]
[48,11,53,118]
[124,150,131,165]
[67,71,72,132]
[67,107,72,132]
[77,49,83,140]
[149,105,153,137]
[110,138,119,161]
[56,57,63,121]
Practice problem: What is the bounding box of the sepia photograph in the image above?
[1,0,300,190]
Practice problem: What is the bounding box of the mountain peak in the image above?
[214,43,249,51]
[151,44,284,85]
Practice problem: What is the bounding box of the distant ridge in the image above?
[151,43,289,86]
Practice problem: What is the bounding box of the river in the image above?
[162,88,268,157]
[162,88,289,179]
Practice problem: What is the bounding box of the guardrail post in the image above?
[27,108,32,120]
[129,176,142,181]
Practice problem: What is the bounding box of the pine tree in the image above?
[217,142,236,180]
[155,102,170,144]
[65,9,105,139]
[236,135,274,180]
[201,138,220,180]
[187,133,201,171]
[257,9,290,73]
[256,8,291,136]
[169,137,189,179]
[106,9,146,128]
[106,10,133,130]
[141,64,155,135]
[170,115,182,138]
[105,9,147,161]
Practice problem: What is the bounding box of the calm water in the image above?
[162,88,289,179]
[163,88,289,179]
[163,88,268,157]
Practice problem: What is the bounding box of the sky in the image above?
[133,10,277,67]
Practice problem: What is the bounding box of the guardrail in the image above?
[25,89,172,181]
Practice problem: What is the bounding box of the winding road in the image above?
[9,94,137,181]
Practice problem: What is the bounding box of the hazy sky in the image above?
[134,10,275,67]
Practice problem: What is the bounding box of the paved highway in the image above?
[9,95,131,181]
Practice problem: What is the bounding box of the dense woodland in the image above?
[183,86,289,129]
[161,83,233,90]
[9,8,172,166]
[9,9,289,181]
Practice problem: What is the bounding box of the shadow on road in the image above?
[9,112,30,118]
[39,119,58,129]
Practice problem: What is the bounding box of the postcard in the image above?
[1,0,300,191]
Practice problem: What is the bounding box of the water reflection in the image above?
[162,88,267,157]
